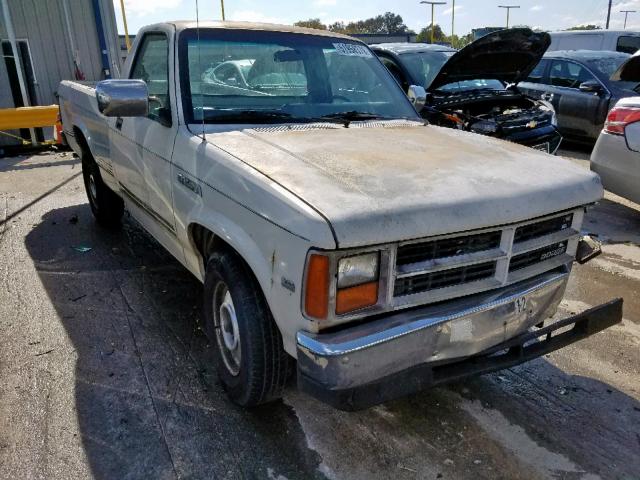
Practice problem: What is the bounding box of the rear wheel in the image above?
[81,151,123,228]
[203,250,292,407]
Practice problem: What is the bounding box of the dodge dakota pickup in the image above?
[58,21,622,410]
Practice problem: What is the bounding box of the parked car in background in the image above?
[372,29,563,154]
[519,50,640,143]
[548,30,640,55]
[202,59,255,89]
[591,96,640,204]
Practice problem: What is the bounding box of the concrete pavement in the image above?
[0,150,638,480]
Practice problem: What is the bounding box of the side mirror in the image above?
[579,80,603,94]
[408,85,427,111]
[96,79,149,117]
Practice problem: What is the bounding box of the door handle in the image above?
[115,117,123,130]
[541,93,554,101]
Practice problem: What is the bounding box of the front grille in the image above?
[396,231,501,266]
[509,241,569,272]
[393,210,580,304]
[514,214,573,244]
[500,111,552,134]
[394,261,497,296]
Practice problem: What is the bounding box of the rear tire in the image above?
[203,250,292,407]
[81,150,124,228]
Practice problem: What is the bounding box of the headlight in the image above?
[338,252,380,288]
[304,250,383,321]
[539,101,558,127]
[470,120,498,135]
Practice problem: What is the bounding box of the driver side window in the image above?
[549,60,595,89]
[130,33,171,125]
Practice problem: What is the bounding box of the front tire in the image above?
[203,250,292,407]
[81,151,124,228]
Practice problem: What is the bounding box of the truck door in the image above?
[110,31,181,256]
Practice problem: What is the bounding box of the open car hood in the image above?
[611,55,640,82]
[429,28,551,91]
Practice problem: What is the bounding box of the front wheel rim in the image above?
[88,173,98,206]
[213,282,241,376]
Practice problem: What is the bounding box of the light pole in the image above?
[498,5,520,29]
[220,0,226,20]
[621,10,636,29]
[420,1,447,44]
[606,0,613,29]
[451,0,456,45]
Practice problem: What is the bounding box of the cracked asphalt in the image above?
[0,148,638,480]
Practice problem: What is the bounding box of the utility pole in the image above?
[606,0,613,29]
[451,0,455,43]
[420,1,447,44]
[220,0,226,20]
[621,10,636,29]
[119,0,131,51]
[498,5,520,29]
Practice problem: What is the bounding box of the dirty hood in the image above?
[430,28,551,91]
[208,124,602,248]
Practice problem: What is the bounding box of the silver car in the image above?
[591,96,640,204]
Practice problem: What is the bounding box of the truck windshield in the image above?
[179,29,420,124]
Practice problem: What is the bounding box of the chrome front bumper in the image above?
[296,271,622,410]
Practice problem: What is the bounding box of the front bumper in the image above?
[296,272,622,410]
[504,125,563,154]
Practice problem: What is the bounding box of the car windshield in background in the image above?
[586,54,631,78]
[179,29,419,124]
[437,79,506,92]
[400,51,455,89]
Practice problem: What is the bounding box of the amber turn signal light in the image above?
[304,254,330,319]
[336,281,379,315]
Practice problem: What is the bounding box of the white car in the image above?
[591,97,640,204]
[58,21,621,410]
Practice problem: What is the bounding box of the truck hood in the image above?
[430,28,551,91]
[207,123,602,248]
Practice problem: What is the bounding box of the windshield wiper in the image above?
[318,111,387,127]
[200,109,412,127]
[202,109,298,124]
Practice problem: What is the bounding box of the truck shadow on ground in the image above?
[583,197,640,245]
[24,204,640,480]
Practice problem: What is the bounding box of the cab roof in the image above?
[544,50,631,60]
[370,42,456,54]
[142,20,356,41]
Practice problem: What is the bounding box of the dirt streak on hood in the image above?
[207,124,602,247]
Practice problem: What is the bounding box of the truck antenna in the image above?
[196,0,205,141]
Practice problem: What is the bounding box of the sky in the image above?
[112,0,640,37]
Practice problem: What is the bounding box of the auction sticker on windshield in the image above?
[333,43,373,58]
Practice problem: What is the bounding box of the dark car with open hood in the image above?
[372,28,563,154]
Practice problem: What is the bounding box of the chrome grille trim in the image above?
[392,208,584,307]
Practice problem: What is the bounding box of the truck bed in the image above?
[58,80,111,178]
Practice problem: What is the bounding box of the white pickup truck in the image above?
[58,21,622,410]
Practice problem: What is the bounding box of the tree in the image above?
[379,12,411,34]
[417,24,447,43]
[296,12,413,35]
[567,24,601,30]
[328,21,347,33]
[294,18,327,30]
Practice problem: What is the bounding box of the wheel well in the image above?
[190,223,233,267]
[73,126,90,157]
